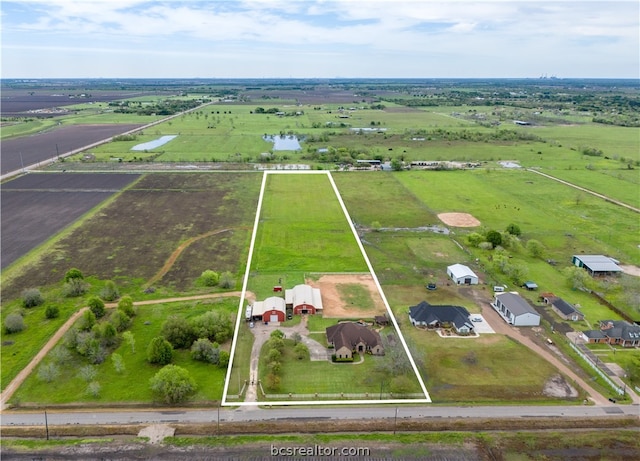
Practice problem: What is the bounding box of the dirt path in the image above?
[145,228,239,288]
[0,291,252,411]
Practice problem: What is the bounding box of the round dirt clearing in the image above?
[437,212,481,227]
[306,274,387,319]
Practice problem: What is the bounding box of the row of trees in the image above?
[264,330,309,391]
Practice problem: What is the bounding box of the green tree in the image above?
[190,311,232,343]
[466,232,484,247]
[122,331,136,353]
[267,348,282,362]
[86,381,101,398]
[563,266,592,291]
[162,315,195,349]
[78,309,96,331]
[485,230,503,248]
[291,332,302,345]
[101,322,118,347]
[147,337,173,365]
[526,239,545,258]
[100,280,119,302]
[270,329,285,340]
[88,296,106,318]
[190,338,220,364]
[149,365,197,404]
[268,337,285,352]
[64,268,84,282]
[265,372,280,391]
[218,350,230,368]
[4,313,25,334]
[78,365,97,382]
[218,271,235,289]
[390,158,403,171]
[110,309,131,332]
[200,270,220,287]
[45,305,60,319]
[294,342,309,360]
[505,223,522,236]
[62,278,88,297]
[37,362,59,383]
[117,295,135,317]
[112,353,125,373]
[22,288,44,308]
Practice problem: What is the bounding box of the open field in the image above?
[1,124,145,174]
[1,173,141,268]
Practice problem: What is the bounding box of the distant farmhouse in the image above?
[409,301,474,335]
[285,284,323,315]
[326,322,384,360]
[491,292,541,326]
[540,293,584,322]
[447,263,479,285]
[582,320,640,348]
[249,296,286,323]
[572,255,622,277]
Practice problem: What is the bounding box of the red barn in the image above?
[251,296,286,323]
[285,284,323,315]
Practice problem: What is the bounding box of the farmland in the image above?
[1,79,639,409]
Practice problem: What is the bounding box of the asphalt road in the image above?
[2,404,637,427]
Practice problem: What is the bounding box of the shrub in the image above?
[109,309,131,332]
[162,315,195,349]
[505,223,522,236]
[22,288,44,308]
[78,365,97,382]
[100,280,119,302]
[149,365,197,404]
[294,343,309,360]
[190,338,220,364]
[117,295,135,317]
[5,313,25,334]
[112,353,125,373]
[88,296,106,318]
[218,271,234,289]
[218,350,230,368]
[45,305,60,319]
[62,278,89,297]
[200,270,220,287]
[37,362,59,383]
[147,337,173,365]
[485,230,503,248]
[190,311,232,344]
[64,268,84,282]
[78,309,96,331]
[86,381,101,398]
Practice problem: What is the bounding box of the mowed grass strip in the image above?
[252,173,368,273]
[12,297,237,406]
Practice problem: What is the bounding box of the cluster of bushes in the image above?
[198,270,235,289]
[148,310,233,369]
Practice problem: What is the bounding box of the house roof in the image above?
[409,301,473,330]
[573,255,622,272]
[251,296,286,317]
[551,297,582,317]
[601,320,640,341]
[583,330,606,340]
[495,292,540,317]
[326,322,383,351]
[447,263,478,280]
[285,284,323,310]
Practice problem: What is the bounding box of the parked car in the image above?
[472,317,483,322]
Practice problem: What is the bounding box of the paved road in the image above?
[1,403,637,427]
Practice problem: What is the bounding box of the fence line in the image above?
[261,392,426,400]
[569,342,624,396]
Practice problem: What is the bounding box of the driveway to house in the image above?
[244,315,328,404]
[476,296,610,405]
[0,291,251,411]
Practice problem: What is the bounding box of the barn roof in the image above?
[447,263,478,279]
[285,284,323,310]
[495,292,539,317]
[573,255,622,273]
[251,296,286,316]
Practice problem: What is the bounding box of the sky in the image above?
[1,0,638,79]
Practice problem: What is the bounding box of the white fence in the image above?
[569,342,625,396]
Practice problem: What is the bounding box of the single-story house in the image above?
[491,292,541,326]
[409,301,474,335]
[572,255,622,277]
[582,320,640,347]
[285,284,323,315]
[446,263,479,285]
[540,293,584,321]
[326,322,384,359]
[250,296,286,323]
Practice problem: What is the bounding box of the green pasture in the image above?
[12,297,237,406]
[227,321,253,397]
[405,330,576,403]
[251,173,367,273]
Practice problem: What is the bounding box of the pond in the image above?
[131,135,177,151]
[263,135,301,151]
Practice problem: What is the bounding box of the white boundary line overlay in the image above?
[223,170,431,406]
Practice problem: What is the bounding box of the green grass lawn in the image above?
[11,297,238,406]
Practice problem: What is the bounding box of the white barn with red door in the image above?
[285,284,323,315]
[251,296,286,323]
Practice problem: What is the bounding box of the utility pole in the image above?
[394,407,398,434]
[45,410,49,440]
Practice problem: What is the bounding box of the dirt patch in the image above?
[619,264,640,277]
[437,212,481,227]
[306,274,387,318]
[543,374,579,398]
[138,424,175,444]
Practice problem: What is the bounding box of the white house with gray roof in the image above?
[491,292,540,326]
